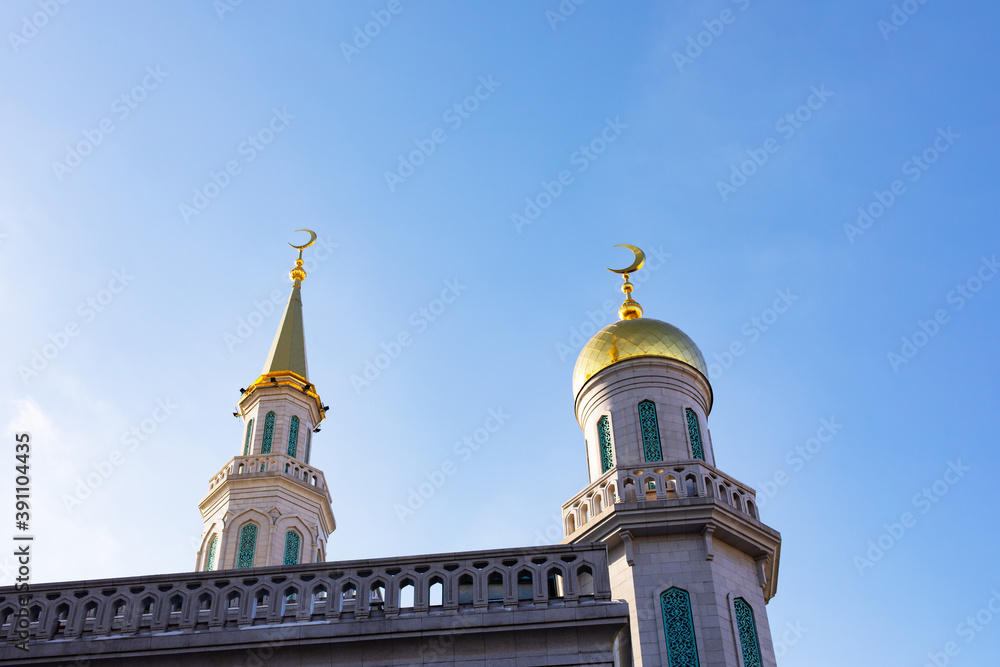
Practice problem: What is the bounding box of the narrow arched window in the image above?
[283,530,301,565]
[243,419,254,456]
[686,408,705,461]
[261,412,276,454]
[638,401,662,461]
[597,415,613,473]
[287,416,300,457]
[236,523,258,569]
[734,598,762,667]
[205,535,218,572]
[661,587,699,667]
[304,429,312,464]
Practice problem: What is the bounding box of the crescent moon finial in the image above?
[606,244,647,320]
[287,229,318,285]
[289,229,318,251]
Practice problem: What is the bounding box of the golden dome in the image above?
[572,317,709,397]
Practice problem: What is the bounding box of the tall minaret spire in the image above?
[196,230,336,572]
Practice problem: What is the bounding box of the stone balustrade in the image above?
[0,543,612,647]
[562,460,761,536]
[208,453,327,494]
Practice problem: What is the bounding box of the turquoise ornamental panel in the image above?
[283,530,301,565]
[734,598,762,667]
[243,419,253,456]
[236,524,257,569]
[304,429,312,464]
[661,587,699,667]
[205,536,218,572]
[598,415,613,473]
[686,408,705,461]
[287,415,299,457]
[638,401,662,461]
[261,412,275,454]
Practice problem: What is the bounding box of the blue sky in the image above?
[1,1,998,664]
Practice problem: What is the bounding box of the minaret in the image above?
[196,231,336,571]
[563,246,782,667]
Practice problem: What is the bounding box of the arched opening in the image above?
[370,582,386,611]
[398,579,415,610]
[282,587,298,616]
[685,474,698,498]
[593,493,603,514]
[227,592,240,610]
[644,478,657,500]
[429,577,444,607]
[746,499,757,519]
[51,603,69,637]
[578,565,595,597]
[547,568,564,599]
[311,586,328,614]
[566,513,576,535]
[517,570,533,601]
[623,478,637,502]
[487,572,504,603]
[458,574,474,606]
[580,504,590,524]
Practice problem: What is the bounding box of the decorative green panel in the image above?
[734,598,762,667]
[205,536,218,572]
[638,401,662,461]
[598,415,613,473]
[661,587,699,667]
[243,419,253,456]
[686,408,705,461]
[304,429,312,464]
[287,415,299,457]
[283,530,301,565]
[236,523,258,569]
[261,412,275,454]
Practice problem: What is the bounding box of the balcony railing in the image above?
[0,543,613,646]
[562,460,761,537]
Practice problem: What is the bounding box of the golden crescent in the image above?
[289,229,318,250]
[607,244,645,274]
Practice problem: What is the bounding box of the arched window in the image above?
[243,419,254,455]
[304,429,312,464]
[261,412,276,454]
[283,530,301,565]
[661,587,699,667]
[205,535,218,572]
[734,598,762,667]
[598,415,614,473]
[638,400,662,461]
[686,408,705,461]
[287,416,300,457]
[236,523,258,569]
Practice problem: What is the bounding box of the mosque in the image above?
[0,236,782,666]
